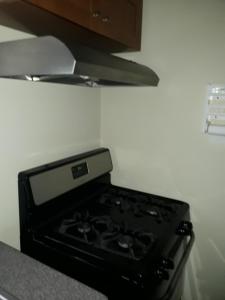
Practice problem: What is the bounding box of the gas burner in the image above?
[113,197,122,206]
[100,222,156,260]
[77,222,91,234]
[98,193,132,213]
[145,209,158,217]
[139,203,175,223]
[104,228,156,260]
[58,211,96,243]
[118,235,133,250]
[57,212,120,245]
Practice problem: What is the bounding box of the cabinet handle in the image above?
[102,16,110,23]
[92,11,101,18]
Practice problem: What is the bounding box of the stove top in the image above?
[57,211,156,261]
[50,186,184,261]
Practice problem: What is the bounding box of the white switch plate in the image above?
[205,84,225,136]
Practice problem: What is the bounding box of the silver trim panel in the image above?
[29,151,112,206]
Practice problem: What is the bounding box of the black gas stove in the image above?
[18,148,194,300]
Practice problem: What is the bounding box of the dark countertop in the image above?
[0,242,107,300]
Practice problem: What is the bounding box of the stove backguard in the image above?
[18,148,112,234]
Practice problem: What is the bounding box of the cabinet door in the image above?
[90,0,121,43]
[24,0,142,51]
[120,0,142,49]
[91,0,142,49]
[25,0,92,28]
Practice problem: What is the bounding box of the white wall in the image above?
[0,26,101,249]
[101,0,225,299]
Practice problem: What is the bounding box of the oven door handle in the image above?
[159,231,195,300]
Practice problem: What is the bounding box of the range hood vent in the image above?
[0,36,159,87]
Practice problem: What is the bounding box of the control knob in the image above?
[176,221,193,236]
[161,258,174,270]
[155,268,169,281]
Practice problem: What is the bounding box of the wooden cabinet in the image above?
[91,0,142,49]
[26,0,92,28]
[25,0,143,51]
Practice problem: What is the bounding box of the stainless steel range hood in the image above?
[0,35,159,87]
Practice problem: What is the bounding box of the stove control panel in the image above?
[72,162,88,179]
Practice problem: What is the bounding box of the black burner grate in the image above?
[56,210,156,261]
